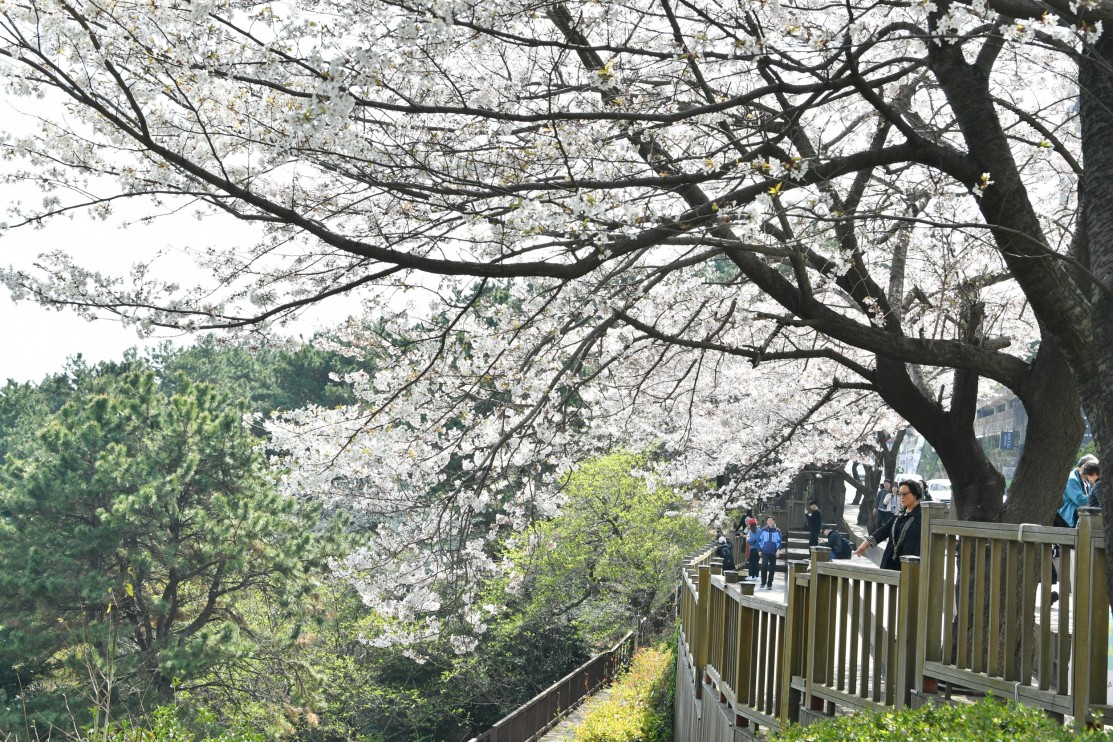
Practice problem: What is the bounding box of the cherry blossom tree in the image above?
[2,0,1113,618]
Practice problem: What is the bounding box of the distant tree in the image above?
[289,451,702,740]
[0,370,342,727]
[0,354,145,466]
[295,585,588,741]
[153,336,364,421]
[0,380,50,467]
[500,451,709,642]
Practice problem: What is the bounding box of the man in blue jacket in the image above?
[758,516,783,590]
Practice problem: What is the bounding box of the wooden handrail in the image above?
[678,503,1110,738]
[468,630,636,742]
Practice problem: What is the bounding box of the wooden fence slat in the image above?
[827,573,838,698]
[860,580,872,700]
[957,538,971,670]
[987,539,1002,677]
[755,610,768,709]
[1090,519,1110,716]
[805,548,832,711]
[1039,542,1053,692]
[885,577,898,706]
[896,556,920,708]
[779,558,807,724]
[941,534,956,666]
[871,581,883,703]
[848,578,860,698]
[836,576,848,693]
[765,613,778,716]
[1057,546,1072,694]
[1003,540,1019,682]
[972,537,987,675]
[1020,541,1037,685]
[737,581,755,705]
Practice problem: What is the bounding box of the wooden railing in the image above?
[468,631,637,742]
[917,506,1109,723]
[677,504,1111,739]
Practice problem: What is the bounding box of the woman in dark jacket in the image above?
[854,480,922,571]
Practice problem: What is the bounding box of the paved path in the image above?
[537,687,612,741]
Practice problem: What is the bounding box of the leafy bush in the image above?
[574,644,674,742]
[96,706,267,741]
[502,451,709,646]
[775,695,1113,741]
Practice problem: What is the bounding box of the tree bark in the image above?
[808,468,845,529]
[1078,28,1113,617]
[850,461,866,506]
[1002,336,1085,525]
[872,358,1002,520]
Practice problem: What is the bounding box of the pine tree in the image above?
[0,370,341,723]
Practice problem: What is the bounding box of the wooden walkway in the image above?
[537,687,611,741]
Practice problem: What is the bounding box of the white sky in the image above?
[0,207,364,385]
[0,96,172,383]
[0,212,190,384]
[0,292,164,384]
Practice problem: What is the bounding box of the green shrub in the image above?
[574,644,674,742]
[775,695,1113,741]
[87,706,268,741]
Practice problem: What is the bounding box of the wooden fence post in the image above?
[1072,507,1108,731]
[895,556,921,709]
[804,547,832,712]
[780,558,809,723]
[696,564,711,699]
[735,579,756,712]
[915,501,947,696]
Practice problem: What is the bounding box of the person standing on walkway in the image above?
[1088,464,1104,508]
[876,480,893,530]
[745,518,761,581]
[805,499,822,547]
[758,516,783,590]
[1057,455,1099,528]
[854,480,923,571]
[733,508,756,533]
[715,535,736,572]
[1049,457,1098,592]
[889,482,904,521]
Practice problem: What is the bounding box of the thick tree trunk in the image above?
[850,461,866,506]
[809,469,845,528]
[872,342,1078,525]
[880,429,904,484]
[923,421,1005,522]
[873,358,1004,520]
[912,15,1090,525]
[842,462,879,526]
[1002,337,1084,525]
[1079,29,1113,618]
